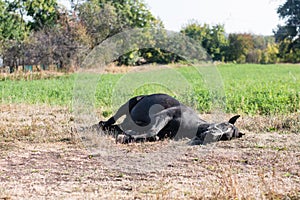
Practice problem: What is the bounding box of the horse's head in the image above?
[191,115,244,145]
[217,115,244,141]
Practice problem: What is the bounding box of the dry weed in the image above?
[0,104,299,199]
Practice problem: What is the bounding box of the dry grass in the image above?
[0,104,299,199]
[0,71,67,81]
[103,64,173,74]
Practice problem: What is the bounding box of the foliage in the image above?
[276,0,300,42]
[180,23,278,64]
[0,0,64,70]
[27,0,59,30]
[246,49,262,64]
[2,9,90,70]
[0,0,28,64]
[225,33,254,63]
[181,22,228,61]
[1,64,299,116]
[0,1,27,42]
[77,0,118,48]
[2,40,25,71]
[1,0,299,68]
[75,0,167,65]
[277,37,300,63]
[224,34,278,64]
[274,0,300,62]
[253,35,275,50]
[261,43,279,64]
[6,0,59,31]
[98,0,159,29]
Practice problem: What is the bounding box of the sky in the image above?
[143,0,286,35]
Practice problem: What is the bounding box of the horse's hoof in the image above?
[116,134,133,144]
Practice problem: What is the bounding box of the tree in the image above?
[25,0,59,30]
[225,33,254,63]
[98,0,159,29]
[274,0,300,62]
[181,22,228,61]
[209,24,228,61]
[2,8,90,70]
[77,0,119,48]
[261,43,279,64]
[1,0,60,70]
[0,0,29,71]
[0,0,27,42]
[6,0,59,31]
[77,0,165,65]
[2,0,173,68]
[26,10,90,69]
[77,0,161,47]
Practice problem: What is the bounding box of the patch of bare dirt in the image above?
[0,104,299,199]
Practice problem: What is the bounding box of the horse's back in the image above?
[130,94,180,125]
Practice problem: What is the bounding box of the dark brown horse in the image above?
[98,93,244,145]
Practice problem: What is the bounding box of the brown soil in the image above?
[0,104,299,199]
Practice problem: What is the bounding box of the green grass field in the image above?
[1,64,299,116]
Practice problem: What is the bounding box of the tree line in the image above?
[0,0,299,71]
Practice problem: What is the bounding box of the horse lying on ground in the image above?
[96,93,244,145]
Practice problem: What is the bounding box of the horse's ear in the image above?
[228,115,240,125]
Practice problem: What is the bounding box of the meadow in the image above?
[0,64,299,199]
[1,64,299,116]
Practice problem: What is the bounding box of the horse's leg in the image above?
[120,109,175,143]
